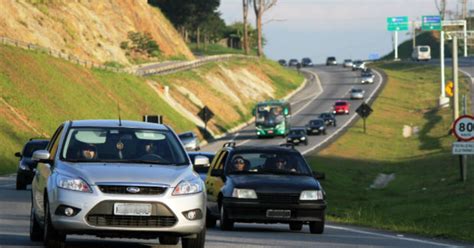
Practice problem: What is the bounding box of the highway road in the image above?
[0,65,469,247]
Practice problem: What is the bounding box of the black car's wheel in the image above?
[333,122,337,127]
[182,228,206,248]
[44,201,66,248]
[16,174,26,190]
[219,205,234,231]
[309,214,325,234]
[304,140,308,146]
[323,130,327,135]
[206,209,217,228]
[289,222,303,231]
[30,202,43,241]
[160,236,180,245]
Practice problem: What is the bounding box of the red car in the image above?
[333,100,350,115]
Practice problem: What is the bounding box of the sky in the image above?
[218,0,461,63]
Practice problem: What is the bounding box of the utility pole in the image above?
[453,35,460,120]
[412,21,416,48]
[394,31,399,60]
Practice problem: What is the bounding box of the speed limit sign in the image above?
[453,115,474,141]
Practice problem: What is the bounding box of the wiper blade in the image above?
[127,160,175,165]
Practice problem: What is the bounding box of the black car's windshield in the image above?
[61,127,189,165]
[310,120,324,125]
[23,142,48,157]
[290,129,305,135]
[226,151,311,176]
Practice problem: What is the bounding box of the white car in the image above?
[361,70,375,84]
[352,60,366,71]
[343,59,353,68]
[350,88,365,99]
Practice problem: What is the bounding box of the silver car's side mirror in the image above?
[193,155,210,168]
[32,150,50,162]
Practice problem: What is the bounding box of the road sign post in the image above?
[356,103,373,134]
[387,16,408,61]
[452,115,474,181]
[198,106,214,138]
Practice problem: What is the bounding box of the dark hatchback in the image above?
[288,59,299,67]
[301,57,314,67]
[14,139,49,190]
[319,112,337,127]
[306,119,327,135]
[286,128,308,146]
[205,143,326,233]
[278,59,287,66]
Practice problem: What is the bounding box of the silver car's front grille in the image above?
[86,215,177,227]
[98,185,167,195]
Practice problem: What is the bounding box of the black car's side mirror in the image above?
[313,171,325,180]
[14,152,22,158]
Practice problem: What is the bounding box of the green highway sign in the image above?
[387,16,409,31]
[421,15,442,31]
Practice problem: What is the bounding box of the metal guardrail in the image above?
[0,36,257,76]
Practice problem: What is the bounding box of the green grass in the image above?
[0,44,195,174]
[306,61,474,241]
[188,43,257,56]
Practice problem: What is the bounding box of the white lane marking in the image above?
[301,69,384,155]
[326,225,462,248]
[236,69,324,146]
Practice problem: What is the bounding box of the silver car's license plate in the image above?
[266,209,291,218]
[114,203,152,216]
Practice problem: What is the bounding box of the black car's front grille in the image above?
[86,215,177,227]
[257,193,300,204]
[98,185,167,195]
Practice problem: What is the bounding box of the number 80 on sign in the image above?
[453,115,474,141]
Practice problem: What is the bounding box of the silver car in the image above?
[352,60,366,71]
[350,88,365,99]
[178,131,200,151]
[343,59,353,68]
[361,70,375,84]
[30,120,206,248]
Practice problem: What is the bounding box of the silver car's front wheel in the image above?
[29,202,43,241]
[43,201,66,248]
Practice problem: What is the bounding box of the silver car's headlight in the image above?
[172,178,203,195]
[232,188,257,199]
[56,174,92,193]
[300,190,324,200]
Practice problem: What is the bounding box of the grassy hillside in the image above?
[383,31,453,60]
[307,62,474,241]
[0,44,196,174]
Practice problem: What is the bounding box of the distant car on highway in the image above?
[15,138,49,190]
[343,59,353,68]
[326,57,337,66]
[352,60,366,71]
[306,119,327,135]
[178,131,200,151]
[288,59,299,67]
[333,100,350,115]
[205,142,327,233]
[361,69,375,84]
[278,59,287,66]
[188,151,215,181]
[286,128,309,146]
[301,57,314,67]
[30,120,206,248]
[318,112,337,127]
[350,88,365,100]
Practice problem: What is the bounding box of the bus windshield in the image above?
[256,105,284,125]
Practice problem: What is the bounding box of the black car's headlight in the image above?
[232,188,257,199]
[300,190,324,200]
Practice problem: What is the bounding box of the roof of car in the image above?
[69,120,168,130]
[227,145,300,153]
[335,100,349,103]
[26,139,49,144]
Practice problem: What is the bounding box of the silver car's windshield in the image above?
[60,127,188,165]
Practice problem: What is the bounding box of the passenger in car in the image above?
[81,144,97,160]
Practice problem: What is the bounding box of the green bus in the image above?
[254,100,291,138]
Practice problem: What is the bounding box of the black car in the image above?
[286,128,308,145]
[278,59,287,66]
[188,151,215,181]
[326,56,337,66]
[306,119,327,135]
[318,112,337,127]
[301,57,314,67]
[14,138,49,190]
[288,59,299,67]
[205,143,326,233]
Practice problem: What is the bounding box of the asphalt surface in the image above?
[0,65,470,247]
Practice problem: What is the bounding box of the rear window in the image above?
[179,132,194,139]
[335,102,347,106]
[420,47,429,52]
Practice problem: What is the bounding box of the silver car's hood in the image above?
[57,162,194,186]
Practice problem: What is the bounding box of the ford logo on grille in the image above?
[126,187,141,194]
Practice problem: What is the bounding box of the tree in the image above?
[253,0,277,57]
[243,0,250,54]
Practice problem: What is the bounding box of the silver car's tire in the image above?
[43,201,66,248]
[182,228,206,248]
[29,202,43,241]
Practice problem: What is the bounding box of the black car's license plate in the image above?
[266,209,291,218]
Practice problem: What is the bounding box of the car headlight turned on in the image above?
[300,190,324,200]
[56,174,92,193]
[172,178,203,195]
[232,188,257,199]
